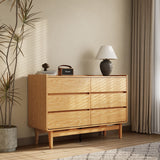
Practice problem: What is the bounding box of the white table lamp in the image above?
[96,45,117,76]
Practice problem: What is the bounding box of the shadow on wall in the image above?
[11,77,34,138]
[11,19,49,138]
[79,51,100,75]
[16,19,48,78]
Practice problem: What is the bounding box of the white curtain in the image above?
[152,0,160,133]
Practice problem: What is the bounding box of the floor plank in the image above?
[1,132,160,160]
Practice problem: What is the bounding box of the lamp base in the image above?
[100,59,112,76]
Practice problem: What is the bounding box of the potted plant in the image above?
[0,0,39,152]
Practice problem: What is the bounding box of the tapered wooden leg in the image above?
[48,132,53,149]
[119,124,122,139]
[103,131,107,136]
[35,129,39,145]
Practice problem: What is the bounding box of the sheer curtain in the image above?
[152,0,160,133]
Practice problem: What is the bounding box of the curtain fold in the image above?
[152,0,160,134]
[131,0,154,134]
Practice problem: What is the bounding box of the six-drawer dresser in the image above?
[28,75,128,148]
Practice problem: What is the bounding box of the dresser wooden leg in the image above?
[103,131,107,136]
[119,124,122,139]
[35,129,39,145]
[48,132,53,149]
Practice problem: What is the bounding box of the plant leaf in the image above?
[0,0,6,4]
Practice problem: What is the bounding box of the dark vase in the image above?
[100,59,112,76]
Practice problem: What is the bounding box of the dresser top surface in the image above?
[28,75,128,78]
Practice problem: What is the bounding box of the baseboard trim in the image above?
[18,125,131,147]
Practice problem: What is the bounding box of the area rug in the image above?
[56,142,160,160]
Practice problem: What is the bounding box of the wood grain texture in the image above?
[91,76,127,92]
[35,129,39,145]
[48,132,53,149]
[47,77,90,93]
[126,75,128,124]
[28,75,47,130]
[49,123,121,131]
[91,108,127,125]
[103,131,107,136]
[53,126,107,137]
[52,125,120,137]
[3,132,160,160]
[48,94,90,111]
[28,75,128,149]
[47,111,90,129]
[119,124,122,139]
[91,93,127,109]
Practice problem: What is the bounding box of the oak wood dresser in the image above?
[28,75,128,148]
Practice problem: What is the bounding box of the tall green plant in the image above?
[0,0,39,127]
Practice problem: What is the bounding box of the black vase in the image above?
[100,59,112,76]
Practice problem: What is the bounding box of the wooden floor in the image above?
[1,131,160,160]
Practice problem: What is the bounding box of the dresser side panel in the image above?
[28,75,47,131]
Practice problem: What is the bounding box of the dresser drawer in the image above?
[91,93,127,109]
[91,108,127,125]
[47,78,90,93]
[47,111,90,129]
[48,94,90,111]
[91,77,127,92]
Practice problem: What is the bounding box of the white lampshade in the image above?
[96,45,118,60]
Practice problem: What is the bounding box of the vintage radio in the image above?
[58,65,74,75]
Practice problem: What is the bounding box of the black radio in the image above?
[58,65,74,75]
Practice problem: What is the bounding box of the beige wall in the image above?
[0,0,131,138]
